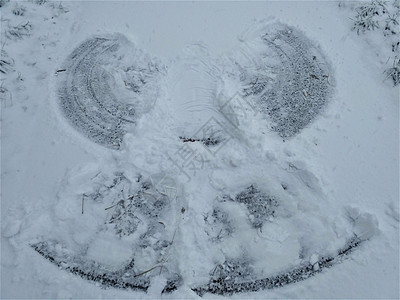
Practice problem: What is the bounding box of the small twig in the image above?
[142,191,160,200]
[134,265,162,278]
[159,229,177,275]
[134,228,178,278]
[109,214,123,224]
[322,74,333,86]
[148,175,171,198]
[216,229,223,240]
[81,195,85,214]
[105,199,124,211]
[90,171,101,180]
[211,264,221,277]
[155,188,169,197]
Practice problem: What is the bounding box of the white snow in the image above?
[1,1,398,299]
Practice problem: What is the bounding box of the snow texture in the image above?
[231,23,333,139]
[57,35,164,149]
[1,1,398,299]
[221,185,279,229]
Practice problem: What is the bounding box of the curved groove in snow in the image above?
[192,237,362,296]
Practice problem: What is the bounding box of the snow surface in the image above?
[1,1,399,299]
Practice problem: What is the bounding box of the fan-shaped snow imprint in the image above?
[237,23,333,138]
[57,35,162,149]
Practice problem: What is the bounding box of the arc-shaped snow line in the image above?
[31,240,182,293]
[31,237,363,295]
[240,23,333,138]
[57,35,137,149]
[31,241,150,292]
[192,237,362,296]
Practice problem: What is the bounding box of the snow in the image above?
[1,1,399,299]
